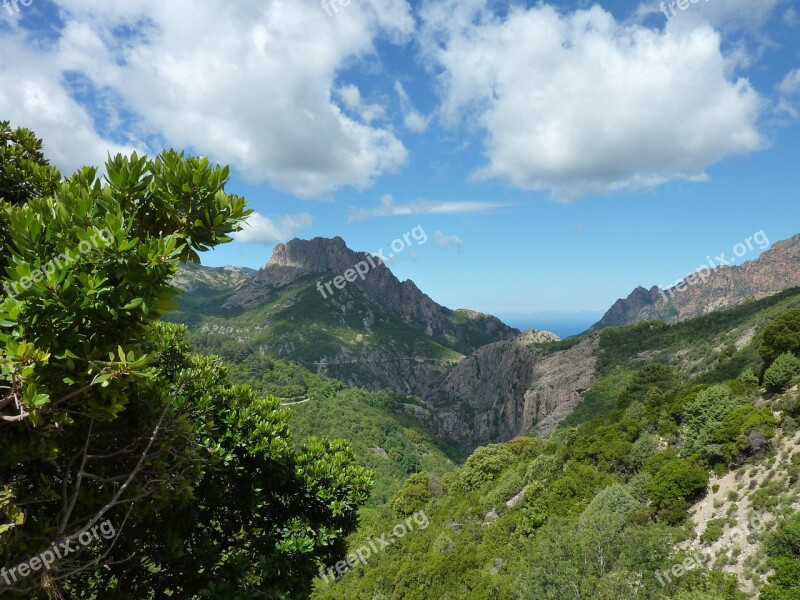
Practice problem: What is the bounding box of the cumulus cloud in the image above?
[348,194,511,222]
[776,68,800,118]
[233,212,313,245]
[434,231,464,252]
[395,81,430,133]
[634,0,786,35]
[420,1,765,200]
[2,0,414,197]
[336,84,386,124]
[778,69,800,96]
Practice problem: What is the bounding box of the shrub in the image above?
[628,434,659,469]
[738,367,760,386]
[763,353,800,392]
[390,472,434,517]
[458,445,515,491]
[649,458,709,523]
[760,307,800,364]
[581,484,640,520]
[701,518,726,544]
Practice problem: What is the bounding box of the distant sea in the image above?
[494,311,605,339]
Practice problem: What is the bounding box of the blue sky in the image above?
[1,0,798,321]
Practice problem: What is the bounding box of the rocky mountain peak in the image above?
[590,232,800,331]
[267,236,352,273]
[221,236,519,355]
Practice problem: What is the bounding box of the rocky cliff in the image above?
[222,236,519,354]
[590,233,800,331]
[422,330,600,448]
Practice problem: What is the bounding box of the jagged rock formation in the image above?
[222,236,519,354]
[590,233,800,331]
[424,332,600,448]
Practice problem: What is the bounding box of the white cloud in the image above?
[420,2,765,200]
[776,68,800,118]
[634,0,786,35]
[233,212,313,245]
[2,0,414,197]
[785,7,799,27]
[336,84,386,124]
[434,230,464,251]
[395,81,430,133]
[778,69,800,96]
[348,194,511,222]
[0,27,138,175]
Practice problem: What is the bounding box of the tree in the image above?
[0,123,371,597]
[648,458,708,524]
[763,352,800,392]
[760,307,800,364]
[457,445,514,491]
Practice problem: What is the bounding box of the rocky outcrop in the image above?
[172,263,256,292]
[426,332,600,448]
[222,236,519,354]
[590,233,800,332]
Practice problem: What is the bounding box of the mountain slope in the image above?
[423,288,800,450]
[590,232,800,332]
[167,237,518,398]
[311,293,800,600]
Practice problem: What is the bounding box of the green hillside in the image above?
[166,273,464,391]
[309,291,800,599]
[216,356,460,507]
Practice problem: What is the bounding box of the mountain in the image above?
[311,289,800,600]
[422,330,599,448]
[589,232,800,332]
[222,236,518,354]
[167,236,519,398]
[420,287,800,450]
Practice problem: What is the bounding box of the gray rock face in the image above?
[223,236,519,354]
[591,233,800,331]
[426,333,599,448]
[171,263,256,292]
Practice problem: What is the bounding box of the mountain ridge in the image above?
[590,232,800,332]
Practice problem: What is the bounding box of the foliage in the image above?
[648,458,709,523]
[457,445,515,491]
[681,385,746,460]
[763,352,800,392]
[760,307,800,364]
[761,514,800,599]
[0,124,370,598]
[390,472,434,517]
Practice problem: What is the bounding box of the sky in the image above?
[1,0,798,322]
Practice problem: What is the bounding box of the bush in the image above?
[649,458,709,523]
[390,472,434,516]
[458,444,515,491]
[738,367,760,386]
[760,307,800,364]
[628,434,659,468]
[581,484,640,520]
[701,518,726,544]
[763,353,800,392]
